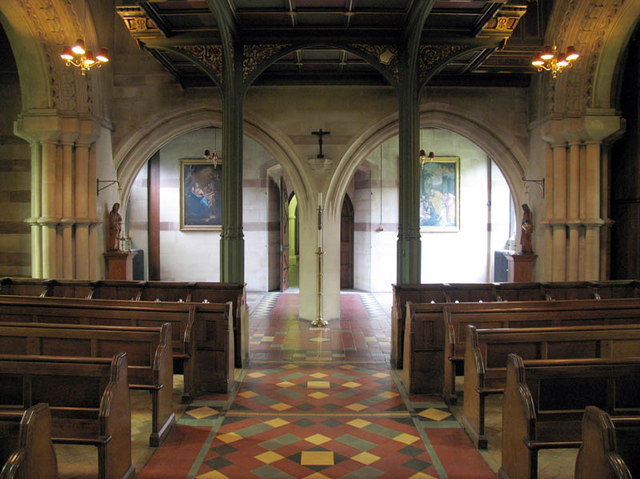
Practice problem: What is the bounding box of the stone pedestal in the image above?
[507,253,537,283]
[104,251,138,280]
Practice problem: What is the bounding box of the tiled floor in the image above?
[56,291,578,478]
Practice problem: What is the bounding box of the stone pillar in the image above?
[551,143,567,281]
[40,140,58,279]
[583,141,603,280]
[61,138,76,278]
[29,142,43,278]
[88,143,99,279]
[566,141,581,280]
[75,141,90,278]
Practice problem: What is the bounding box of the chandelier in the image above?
[419,149,435,166]
[531,45,579,78]
[60,0,109,75]
[60,40,109,74]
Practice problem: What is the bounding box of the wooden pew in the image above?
[0,295,235,401]
[392,284,447,368]
[0,278,49,298]
[462,324,640,449]
[189,282,248,368]
[0,353,134,479]
[442,297,640,401]
[575,406,640,479]
[36,278,249,369]
[498,354,640,479]
[0,321,174,446]
[492,282,546,302]
[402,297,640,397]
[0,403,57,479]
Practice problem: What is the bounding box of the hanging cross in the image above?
[311,129,330,158]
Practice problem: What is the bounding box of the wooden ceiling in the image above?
[116,0,552,88]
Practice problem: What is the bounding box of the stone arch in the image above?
[326,104,527,222]
[114,106,313,214]
[591,2,640,110]
[0,0,107,116]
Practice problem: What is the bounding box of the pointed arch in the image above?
[114,106,314,214]
[326,104,527,221]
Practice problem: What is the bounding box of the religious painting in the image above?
[180,159,223,230]
[419,156,460,232]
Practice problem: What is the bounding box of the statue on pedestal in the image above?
[520,203,533,254]
[107,203,122,251]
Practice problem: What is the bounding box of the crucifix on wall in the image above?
[311,129,330,159]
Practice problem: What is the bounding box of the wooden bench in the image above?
[402,297,640,396]
[442,297,640,401]
[0,353,134,479]
[575,406,640,479]
[392,280,640,370]
[22,278,249,369]
[0,403,57,479]
[0,295,234,402]
[462,324,640,448]
[0,321,174,446]
[498,354,640,479]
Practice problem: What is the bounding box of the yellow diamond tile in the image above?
[305,434,331,445]
[409,473,437,479]
[238,391,259,399]
[372,372,388,378]
[265,418,290,428]
[301,451,334,466]
[309,337,330,343]
[247,372,266,378]
[342,382,361,389]
[418,408,452,421]
[282,364,298,369]
[346,403,368,412]
[303,474,331,479]
[250,341,261,345]
[340,365,356,369]
[270,402,293,412]
[277,381,295,388]
[310,372,328,378]
[307,381,330,389]
[262,336,275,342]
[352,452,381,465]
[309,392,329,399]
[217,432,242,444]
[347,419,371,428]
[379,391,399,399]
[185,406,219,419]
[196,471,229,479]
[393,433,420,445]
[255,451,284,464]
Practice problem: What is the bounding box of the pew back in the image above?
[0,403,57,479]
[575,406,640,479]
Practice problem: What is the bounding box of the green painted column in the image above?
[220,54,245,283]
[396,53,422,284]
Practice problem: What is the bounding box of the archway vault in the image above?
[114,106,315,214]
[326,104,527,222]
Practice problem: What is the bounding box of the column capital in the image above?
[539,111,625,145]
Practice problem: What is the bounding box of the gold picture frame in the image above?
[180,158,223,230]
[419,156,460,232]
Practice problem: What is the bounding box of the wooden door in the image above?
[341,195,354,289]
[280,178,289,291]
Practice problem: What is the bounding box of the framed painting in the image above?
[419,156,460,232]
[180,159,223,230]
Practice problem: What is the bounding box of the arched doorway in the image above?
[340,195,354,289]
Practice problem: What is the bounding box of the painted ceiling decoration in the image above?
[116,0,548,89]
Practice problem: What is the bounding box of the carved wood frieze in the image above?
[116,6,161,36]
[243,44,291,82]
[418,44,471,86]
[176,45,223,86]
[349,44,399,81]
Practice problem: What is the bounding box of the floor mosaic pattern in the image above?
[138,292,495,479]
